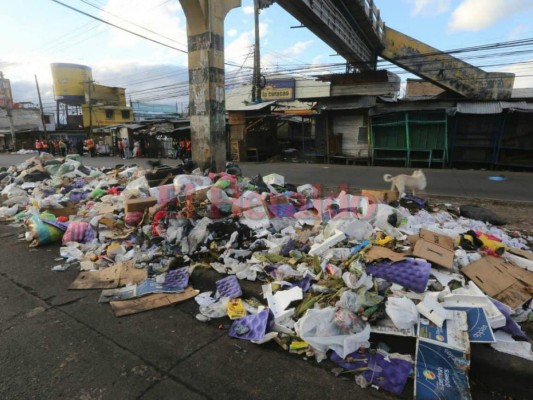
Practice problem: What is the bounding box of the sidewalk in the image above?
[1,222,531,400]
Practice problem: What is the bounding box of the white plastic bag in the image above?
[385,296,419,330]
[295,306,371,360]
[173,175,212,197]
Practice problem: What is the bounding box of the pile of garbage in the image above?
[1,153,533,399]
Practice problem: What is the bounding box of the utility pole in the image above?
[251,0,261,103]
[0,71,16,150]
[34,74,47,137]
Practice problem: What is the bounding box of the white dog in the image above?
[383,170,427,197]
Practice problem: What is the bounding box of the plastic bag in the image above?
[368,204,406,238]
[385,296,419,330]
[173,174,212,197]
[125,176,150,193]
[25,213,65,247]
[62,222,96,244]
[187,217,212,254]
[295,306,371,360]
[0,204,19,218]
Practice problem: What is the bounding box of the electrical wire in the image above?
[50,0,188,54]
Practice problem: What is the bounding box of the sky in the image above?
[1,0,532,115]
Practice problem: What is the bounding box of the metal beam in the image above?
[380,27,515,100]
[275,0,384,70]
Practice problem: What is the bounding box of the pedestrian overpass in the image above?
[274,0,514,99]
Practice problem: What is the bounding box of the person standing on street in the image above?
[117,138,124,159]
[35,139,42,155]
[132,139,140,158]
[59,139,67,157]
[123,137,131,159]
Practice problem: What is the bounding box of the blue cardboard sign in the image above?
[136,279,185,297]
[446,307,495,343]
[415,340,471,400]
[418,311,469,351]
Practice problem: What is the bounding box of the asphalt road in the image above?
[1,153,532,202]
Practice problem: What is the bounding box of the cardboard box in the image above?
[413,229,455,269]
[461,256,533,309]
[124,197,157,213]
[361,189,397,203]
[44,202,78,218]
[365,246,406,263]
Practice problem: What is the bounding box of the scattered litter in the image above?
[1,155,532,399]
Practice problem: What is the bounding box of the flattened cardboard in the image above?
[509,247,533,262]
[361,189,397,203]
[118,261,148,286]
[110,286,198,317]
[69,262,147,290]
[124,196,157,213]
[461,256,533,309]
[365,246,406,263]
[413,229,455,269]
[69,265,121,289]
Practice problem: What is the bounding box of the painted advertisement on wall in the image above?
[0,78,13,108]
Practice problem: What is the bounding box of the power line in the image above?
[50,0,188,54]
[76,0,188,48]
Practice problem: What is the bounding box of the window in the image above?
[43,115,51,124]
[121,110,131,119]
[105,109,114,119]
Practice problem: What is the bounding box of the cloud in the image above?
[242,6,254,15]
[448,0,532,32]
[406,0,451,16]
[498,60,533,89]
[508,24,530,40]
[227,28,238,37]
[99,0,187,55]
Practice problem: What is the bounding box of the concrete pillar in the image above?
[180,0,241,172]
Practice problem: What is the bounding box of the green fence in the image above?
[371,111,447,167]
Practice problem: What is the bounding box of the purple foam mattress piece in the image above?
[164,267,189,289]
[492,299,527,339]
[229,309,270,341]
[330,351,412,395]
[365,258,431,293]
[216,275,243,299]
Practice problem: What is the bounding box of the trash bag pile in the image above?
[1,155,533,399]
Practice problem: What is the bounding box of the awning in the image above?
[226,100,276,112]
[315,96,376,111]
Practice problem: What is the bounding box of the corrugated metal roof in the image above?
[456,102,502,114]
[226,100,276,112]
[315,96,376,111]
[455,101,533,114]
[500,101,533,110]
